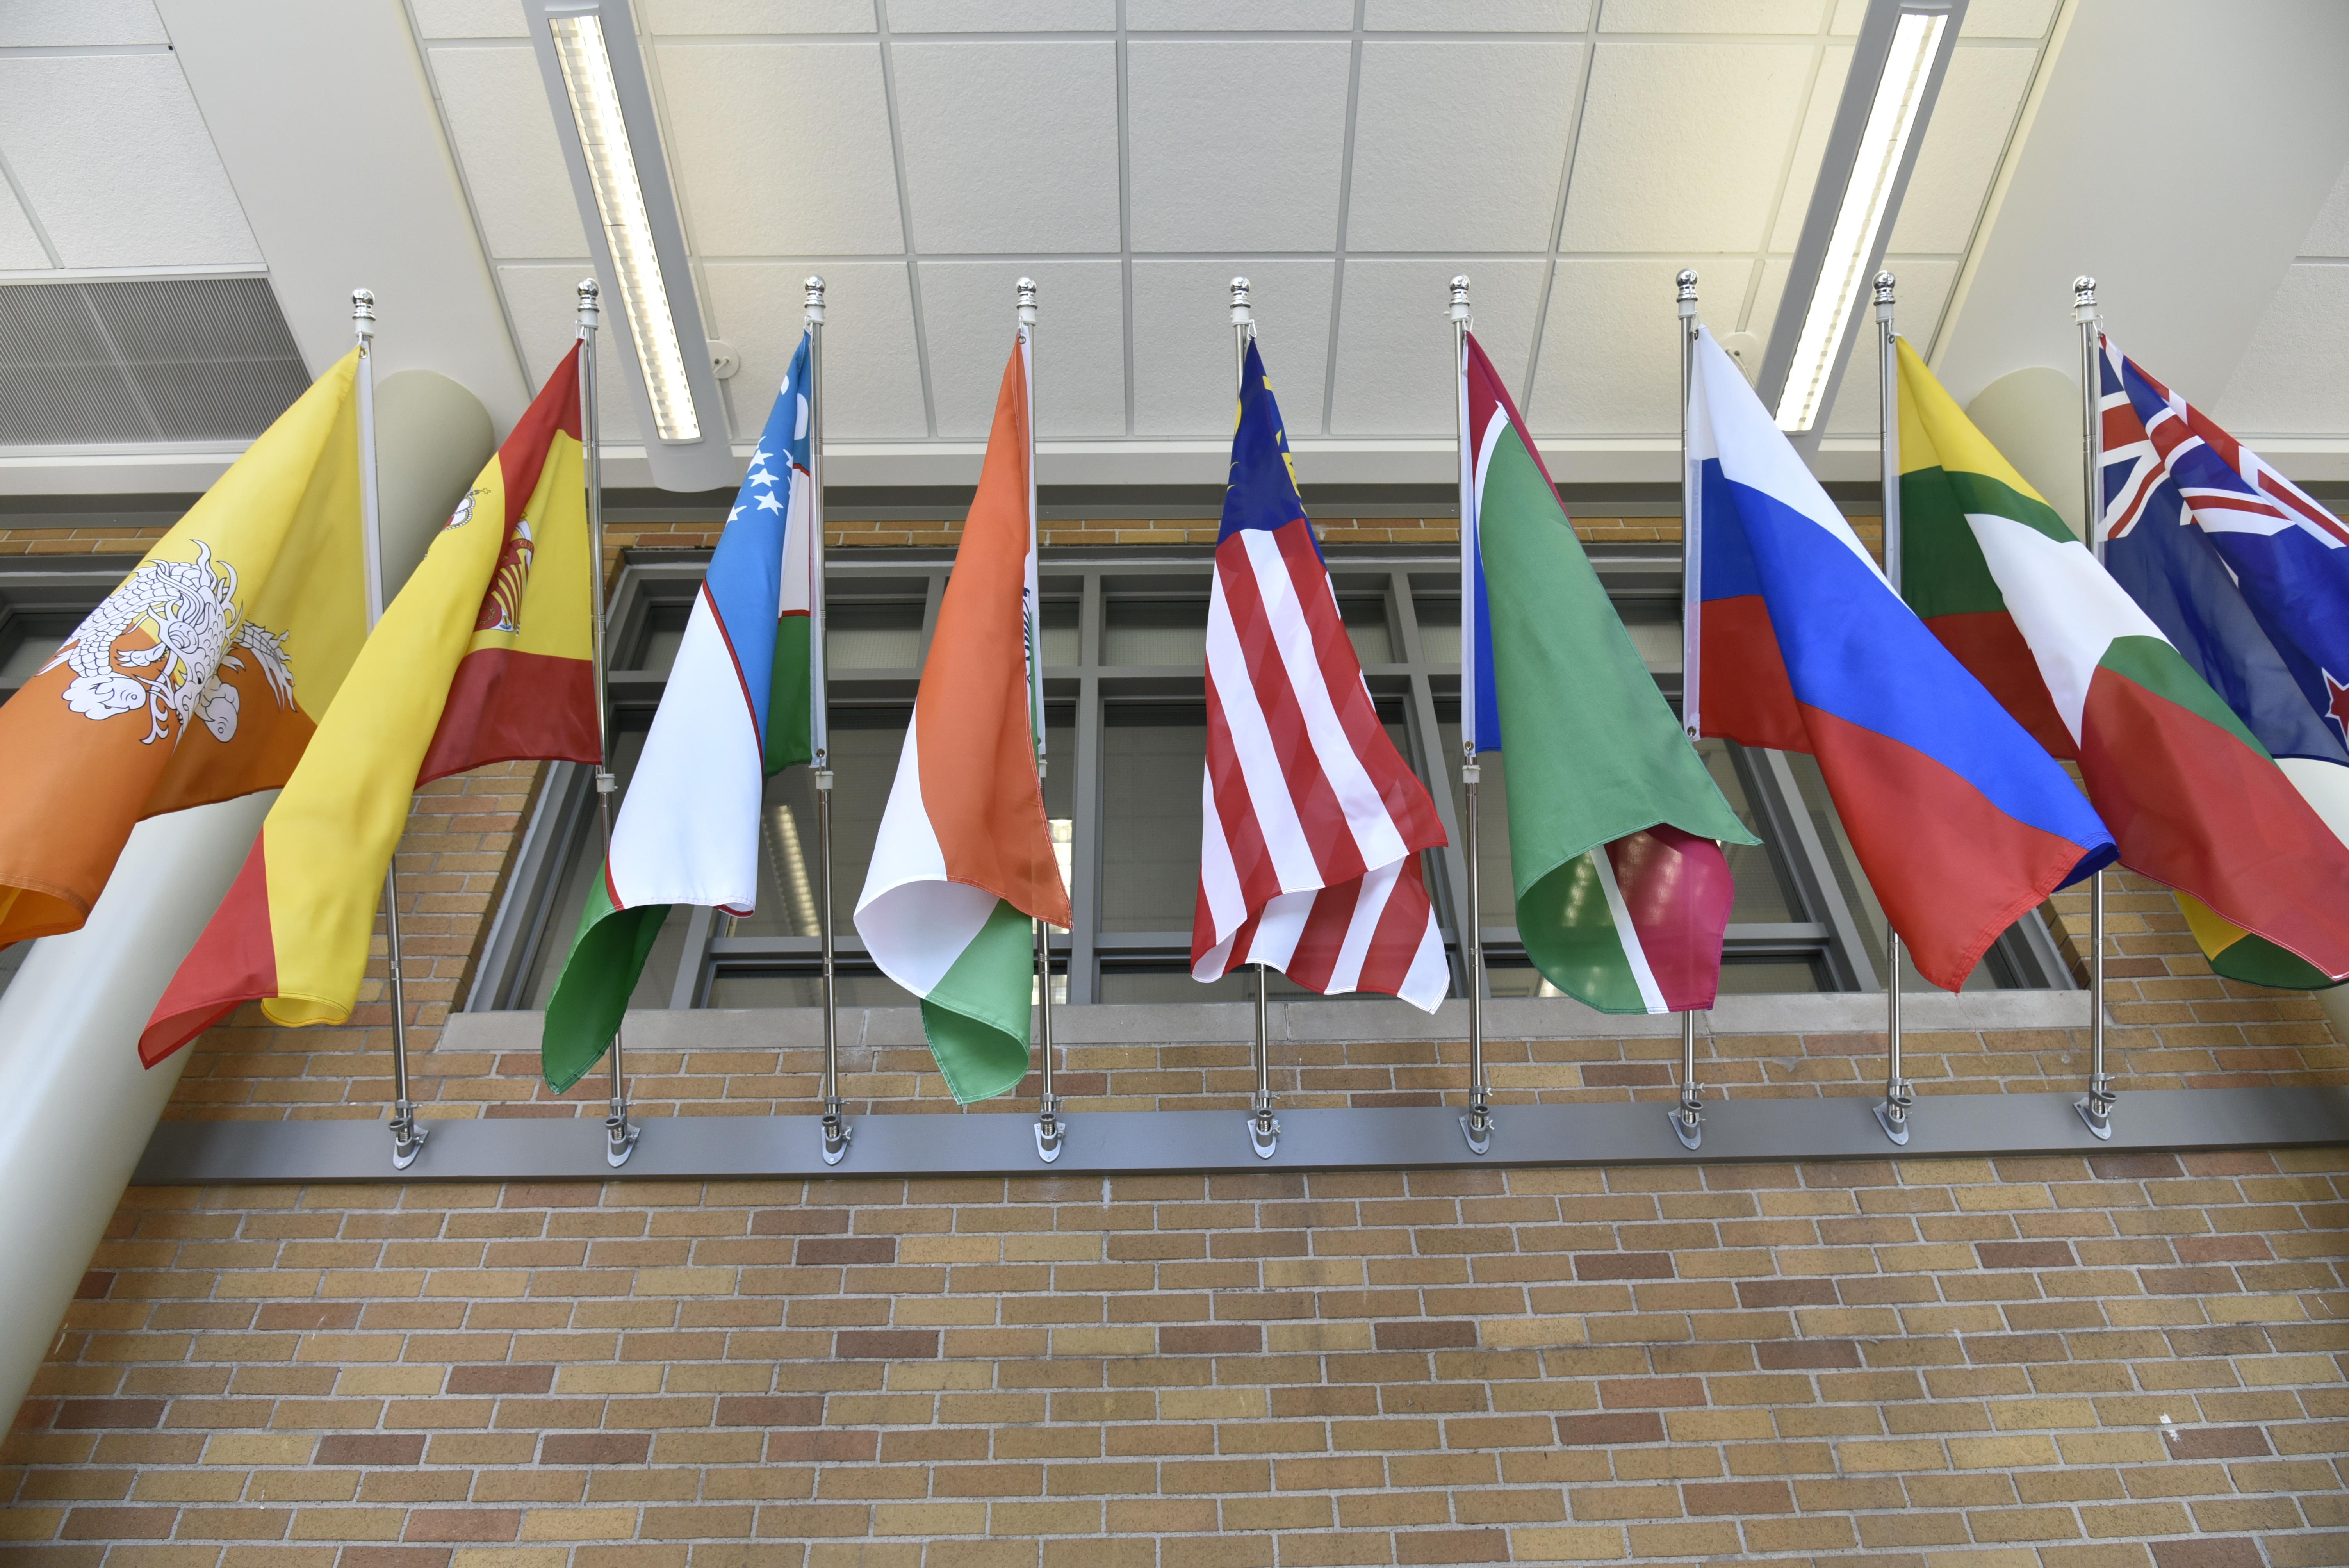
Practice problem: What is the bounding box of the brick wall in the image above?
[5,1149,2345,1565]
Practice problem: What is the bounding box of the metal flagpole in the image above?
[577,280,640,1168]
[1671,269,1704,1153]
[1022,277,1066,1165]
[1872,271,1915,1147]
[1232,277,1279,1161]
[354,290,425,1172]
[2074,275,2116,1140]
[807,275,848,1167]
[1452,276,1492,1157]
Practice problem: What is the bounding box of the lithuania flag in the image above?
[141,349,597,1062]
[1896,339,2349,988]
[1461,333,1755,1012]
[853,328,1069,1103]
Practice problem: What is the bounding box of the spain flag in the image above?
[140,349,598,1062]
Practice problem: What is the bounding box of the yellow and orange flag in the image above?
[141,347,597,1062]
[0,352,371,948]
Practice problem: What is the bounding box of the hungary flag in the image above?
[538,333,817,1091]
[854,328,1069,1102]
[1896,339,2349,987]
[1461,333,1754,1012]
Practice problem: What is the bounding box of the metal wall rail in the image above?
[134,1087,2349,1185]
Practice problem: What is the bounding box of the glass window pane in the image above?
[1414,597,1460,664]
[627,602,691,676]
[1101,704,1204,931]
[707,970,916,1008]
[829,600,923,670]
[1103,597,1207,667]
[1040,598,1079,667]
[1340,597,1393,665]
[1098,965,1339,1005]
[730,708,909,937]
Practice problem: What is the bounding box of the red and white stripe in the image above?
[1192,517,1450,1009]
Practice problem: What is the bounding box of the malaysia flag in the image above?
[1191,336,1451,1010]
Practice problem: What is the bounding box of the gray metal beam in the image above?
[134,1087,2349,1185]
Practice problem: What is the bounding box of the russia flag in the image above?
[1687,328,2114,991]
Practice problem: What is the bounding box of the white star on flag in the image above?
[756,490,783,514]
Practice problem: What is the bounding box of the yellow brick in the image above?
[519,1508,640,1541]
[634,1268,736,1295]
[873,1502,990,1535]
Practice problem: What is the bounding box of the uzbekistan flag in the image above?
[0,351,369,948]
[855,329,1070,1104]
[2101,336,2349,987]
[141,350,590,1063]
[1192,337,1450,1009]
[1461,331,1754,1013]
[540,335,817,1092]
[1898,341,2349,985]
[1688,327,2113,992]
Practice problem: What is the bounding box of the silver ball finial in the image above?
[1230,276,1253,326]
[1675,269,1698,301]
[1448,274,1471,324]
[803,274,826,325]
[351,288,375,343]
[576,278,600,331]
[1016,276,1037,306]
[1873,270,1896,302]
[2072,275,2098,324]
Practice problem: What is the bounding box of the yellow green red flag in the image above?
[139,347,596,1062]
[0,350,370,948]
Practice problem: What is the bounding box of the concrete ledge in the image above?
[438,989,2091,1057]
[134,1086,2347,1185]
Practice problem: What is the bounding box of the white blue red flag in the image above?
[1192,338,1451,1009]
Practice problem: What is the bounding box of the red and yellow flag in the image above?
[140,348,596,1062]
[0,351,369,948]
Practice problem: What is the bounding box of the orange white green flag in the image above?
[139,348,598,1063]
[854,330,1069,1104]
[0,351,370,948]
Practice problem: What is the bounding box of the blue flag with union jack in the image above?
[2099,333,2349,985]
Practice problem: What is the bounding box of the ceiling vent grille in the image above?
[0,276,311,448]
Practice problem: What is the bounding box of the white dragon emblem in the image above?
[41,540,295,745]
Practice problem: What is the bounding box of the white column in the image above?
[0,371,490,1429]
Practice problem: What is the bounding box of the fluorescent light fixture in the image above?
[548,13,697,442]
[1757,0,1963,438]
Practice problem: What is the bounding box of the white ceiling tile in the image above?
[426,45,585,261]
[1823,256,1955,433]
[2215,264,2349,436]
[1886,45,2035,253]
[702,261,927,440]
[1127,40,1351,253]
[1560,42,1814,253]
[1133,0,1355,27]
[0,0,163,46]
[1600,0,1825,33]
[1828,0,1865,32]
[1366,0,1590,27]
[1345,41,1582,253]
[2298,157,2349,256]
[1526,257,1754,435]
[886,0,1115,29]
[1130,260,1333,436]
[407,0,527,39]
[1330,259,1545,436]
[498,263,642,444]
[642,0,874,31]
[1960,0,2059,39]
[889,41,1121,253]
[1767,44,1849,252]
[655,42,905,256]
[0,55,258,268]
[1747,254,1791,340]
[0,179,49,269]
[918,260,1125,438]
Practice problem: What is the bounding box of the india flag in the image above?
[538,334,817,1092]
[1461,333,1754,1012]
[855,329,1070,1104]
[1896,339,2349,985]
